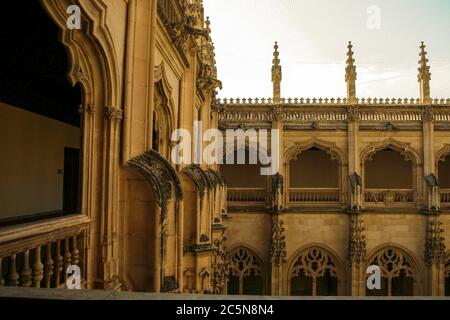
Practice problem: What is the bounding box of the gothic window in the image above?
[366,247,415,296]
[290,247,338,296]
[289,148,339,189]
[227,247,263,295]
[152,83,171,159]
[365,148,413,189]
[445,256,450,296]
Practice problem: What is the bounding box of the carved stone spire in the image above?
[345,41,357,103]
[271,41,282,103]
[418,41,432,103]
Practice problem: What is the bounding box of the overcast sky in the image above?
[204,0,450,99]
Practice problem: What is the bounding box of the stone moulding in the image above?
[217,103,450,126]
[182,164,212,200]
[127,150,183,208]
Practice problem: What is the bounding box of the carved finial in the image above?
[418,41,431,103]
[205,16,211,35]
[345,41,357,103]
[272,41,282,103]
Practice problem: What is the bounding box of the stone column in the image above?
[422,106,446,296]
[102,106,123,291]
[270,174,286,296]
[346,104,366,296]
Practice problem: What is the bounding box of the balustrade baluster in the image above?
[72,235,80,266]
[32,246,43,288]
[20,250,32,287]
[63,238,72,282]
[7,254,19,286]
[54,240,63,287]
[44,243,54,288]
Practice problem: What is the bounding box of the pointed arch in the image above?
[287,244,344,296]
[284,139,346,207]
[42,0,121,107]
[226,245,265,295]
[360,138,422,166]
[285,138,347,166]
[366,244,422,296]
[128,150,183,207]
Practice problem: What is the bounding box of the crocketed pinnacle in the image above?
[271,41,282,102]
[418,41,431,81]
[345,41,357,81]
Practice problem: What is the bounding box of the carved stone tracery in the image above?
[425,220,446,266]
[270,220,287,266]
[290,247,338,280]
[368,247,415,280]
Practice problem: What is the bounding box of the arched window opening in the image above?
[290,247,338,296]
[364,148,414,206]
[152,84,171,159]
[288,148,340,204]
[0,1,82,227]
[222,148,267,206]
[366,247,415,296]
[438,154,450,208]
[227,247,263,295]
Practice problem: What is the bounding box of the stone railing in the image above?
[440,189,450,209]
[364,189,415,208]
[214,97,450,106]
[0,215,89,289]
[227,188,267,206]
[288,188,341,205]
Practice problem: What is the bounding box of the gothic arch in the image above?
[182,164,212,200]
[154,63,177,132]
[223,138,271,165]
[436,144,450,165]
[287,244,344,296]
[360,138,422,166]
[284,139,347,207]
[360,139,423,206]
[285,138,347,166]
[366,244,422,295]
[445,252,450,296]
[128,150,183,208]
[42,0,121,107]
[226,245,265,295]
[436,145,450,185]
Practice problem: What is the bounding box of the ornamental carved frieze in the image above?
[211,232,229,295]
[271,105,283,121]
[270,220,287,267]
[161,276,178,293]
[425,220,446,266]
[347,105,359,122]
[197,62,222,94]
[218,105,450,127]
[347,214,366,266]
[422,105,435,122]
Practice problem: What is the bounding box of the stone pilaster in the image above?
[348,213,366,296]
[102,106,123,291]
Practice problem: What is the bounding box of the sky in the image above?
[203,0,450,99]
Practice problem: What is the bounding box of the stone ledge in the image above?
[1,287,450,300]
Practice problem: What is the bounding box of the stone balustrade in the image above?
[364,189,415,208]
[288,188,341,204]
[0,215,89,289]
